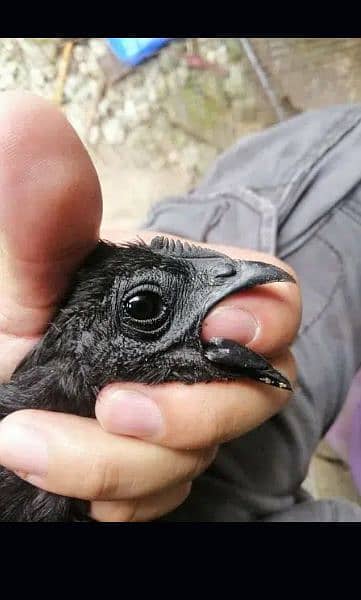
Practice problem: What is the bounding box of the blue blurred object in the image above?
[107,38,172,67]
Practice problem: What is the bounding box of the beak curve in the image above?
[203,259,295,320]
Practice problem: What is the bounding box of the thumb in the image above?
[0,91,102,376]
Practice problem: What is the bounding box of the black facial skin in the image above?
[0,236,295,521]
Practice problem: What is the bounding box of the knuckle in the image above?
[119,499,139,522]
[90,499,139,522]
[189,446,217,480]
[136,482,192,521]
[91,481,194,522]
[150,482,193,521]
[87,458,122,501]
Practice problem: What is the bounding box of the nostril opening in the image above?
[212,262,237,279]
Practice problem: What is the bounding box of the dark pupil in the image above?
[126,292,163,321]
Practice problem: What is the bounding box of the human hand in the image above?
[0,91,300,521]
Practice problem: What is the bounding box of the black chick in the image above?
[0,236,295,521]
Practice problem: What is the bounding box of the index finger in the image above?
[96,350,296,450]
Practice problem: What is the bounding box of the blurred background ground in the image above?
[1,37,361,511]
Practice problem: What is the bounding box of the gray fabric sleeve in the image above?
[261,498,361,522]
[142,104,361,522]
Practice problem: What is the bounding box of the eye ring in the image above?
[125,291,163,322]
[123,285,167,326]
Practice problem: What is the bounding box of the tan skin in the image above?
[0,92,300,522]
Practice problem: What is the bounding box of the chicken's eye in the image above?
[125,292,163,321]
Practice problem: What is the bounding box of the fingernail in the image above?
[98,389,164,438]
[0,422,48,476]
[202,307,259,345]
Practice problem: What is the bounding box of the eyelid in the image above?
[123,283,164,304]
[113,280,173,339]
[122,291,169,335]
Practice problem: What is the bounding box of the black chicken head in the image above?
[23,235,295,394]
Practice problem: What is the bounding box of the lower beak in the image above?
[203,337,292,391]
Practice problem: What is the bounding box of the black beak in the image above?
[235,260,295,288]
[149,237,295,391]
[203,258,295,319]
[200,258,295,391]
[204,338,292,391]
